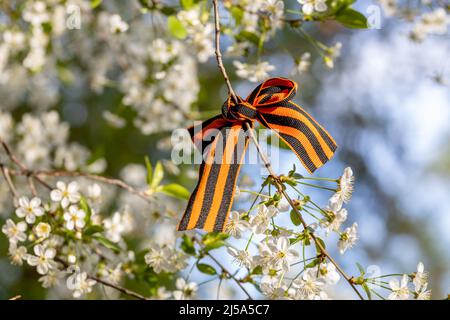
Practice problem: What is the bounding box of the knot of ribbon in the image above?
[178,77,337,232]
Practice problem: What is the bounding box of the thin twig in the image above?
[27,176,38,196]
[0,164,18,199]
[206,252,253,300]
[88,275,148,300]
[32,169,151,202]
[56,257,148,300]
[212,0,237,102]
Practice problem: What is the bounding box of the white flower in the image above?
[154,287,172,300]
[295,52,311,74]
[39,269,62,288]
[266,237,298,272]
[260,282,285,299]
[233,61,275,83]
[173,278,198,300]
[50,181,81,208]
[2,219,27,243]
[15,196,45,224]
[333,167,354,205]
[225,211,250,238]
[103,211,133,243]
[388,275,410,300]
[338,222,358,254]
[318,262,340,285]
[413,262,428,291]
[323,42,342,69]
[415,283,432,300]
[63,205,86,230]
[250,205,278,234]
[67,271,96,298]
[411,8,449,41]
[379,0,397,17]
[87,183,102,202]
[26,244,57,275]
[3,30,26,51]
[145,244,173,273]
[34,222,51,239]
[260,0,285,30]
[298,0,328,15]
[227,247,252,268]
[226,42,250,57]
[9,244,27,266]
[149,38,178,64]
[323,196,347,234]
[292,268,326,299]
[23,1,49,25]
[109,14,129,33]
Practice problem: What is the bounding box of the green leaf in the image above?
[202,232,229,252]
[167,16,187,39]
[335,8,368,29]
[145,156,153,186]
[230,7,244,24]
[356,262,366,275]
[197,263,217,275]
[79,196,92,224]
[181,235,196,255]
[151,161,164,189]
[180,0,195,9]
[315,237,326,253]
[305,258,320,269]
[94,236,120,253]
[203,232,229,245]
[160,6,177,16]
[290,210,302,226]
[84,225,104,236]
[362,282,372,300]
[204,240,225,252]
[90,0,102,8]
[251,266,263,275]
[159,183,190,200]
[236,31,259,45]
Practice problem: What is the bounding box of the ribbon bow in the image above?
[178,78,337,232]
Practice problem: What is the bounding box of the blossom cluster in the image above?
[379,0,449,42]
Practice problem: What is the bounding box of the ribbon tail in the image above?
[178,123,250,232]
[259,101,337,173]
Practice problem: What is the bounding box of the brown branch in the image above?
[88,275,148,300]
[206,252,253,300]
[0,164,18,199]
[212,0,237,102]
[32,170,151,202]
[56,257,148,300]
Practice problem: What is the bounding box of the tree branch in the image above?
[212,0,237,102]
[206,252,253,300]
[88,275,148,300]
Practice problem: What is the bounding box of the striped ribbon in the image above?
[178,78,337,232]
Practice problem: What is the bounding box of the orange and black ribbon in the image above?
[178,78,337,232]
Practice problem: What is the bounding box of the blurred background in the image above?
[0,0,449,299]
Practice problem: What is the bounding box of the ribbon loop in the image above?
[221,96,257,122]
[178,77,337,233]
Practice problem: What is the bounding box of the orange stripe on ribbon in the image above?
[178,78,337,232]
